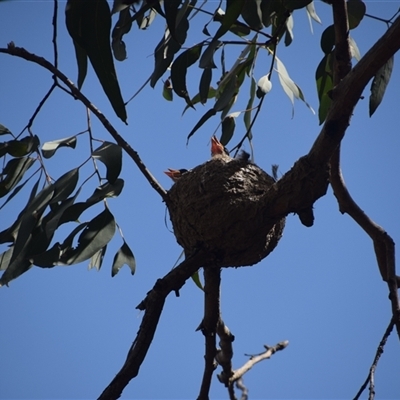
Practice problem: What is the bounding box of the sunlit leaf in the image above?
[306,1,322,32]
[284,14,294,46]
[111,241,136,276]
[0,247,13,271]
[191,270,204,290]
[369,56,394,117]
[92,142,122,184]
[349,36,361,61]
[89,246,107,271]
[41,135,77,159]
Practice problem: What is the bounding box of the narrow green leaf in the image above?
[150,4,190,87]
[241,0,263,30]
[369,56,394,117]
[0,247,13,271]
[214,75,237,112]
[171,43,203,106]
[182,87,217,115]
[191,270,204,290]
[41,135,77,159]
[62,208,116,265]
[214,0,246,40]
[199,68,212,105]
[73,40,88,89]
[0,174,38,211]
[316,53,333,124]
[164,0,183,43]
[111,241,136,276]
[221,116,236,146]
[199,39,221,69]
[0,124,12,136]
[66,0,127,123]
[0,157,36,198]
[3,136,39,157]
[89,246,107,271]
[51,168,79,204]
[92,142,122,184]
[186,108,217,144]
[244,76,256,132]
[111,8,132,61]
[86,179,125,204]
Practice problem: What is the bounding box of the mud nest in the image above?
[166,156,285,268]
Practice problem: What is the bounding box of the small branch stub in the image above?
[166,157,285,267]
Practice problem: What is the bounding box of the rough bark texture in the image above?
[166,157,285,267]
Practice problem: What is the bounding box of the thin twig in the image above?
[0,45,168,202]
[353,318,395,400]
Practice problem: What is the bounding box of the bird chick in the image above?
[211,136,231,161]
[164,168,188,182]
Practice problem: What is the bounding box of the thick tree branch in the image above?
[98,249,212,400]
[0,44,168,202]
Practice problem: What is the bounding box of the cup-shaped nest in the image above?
[166,157,285,267]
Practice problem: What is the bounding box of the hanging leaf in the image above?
[86,179,125,203]
[220,115,236,146]
[65,0,127,123]
[111,8,133,61]
[199,68,212,105]
[214,75,237,112]
[0,247,13,271]
[164,0,183,43]
[111,241,136,276]
[191,270,204,290]
[62,208,116,265]
[244,76,257,134]
[275,55,314,116]
[199,39,221,69]
[306,1,322,32]
[0,124,12,136]
[51,168,79,204]
[89,246,107,271]
[182,87,217,115]
[347,0,366,29]
[92,142,122,184]
[186,108,217,143]
[284,14,294,46]
[369,56,394,117]
[349,36,361,61]
[171,43,203,106]
[0,157,36,198]
[214,0,246,40]
[150,4,191,87]
[41,135,77,159]
[241,0,263,30]
[0,136,40,158]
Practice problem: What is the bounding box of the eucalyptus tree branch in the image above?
[98,248,212,400]
[197,266,222,400]
[0,44,168,202]
[326,1,400,338]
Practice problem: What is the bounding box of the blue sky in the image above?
[1,1,400,399]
